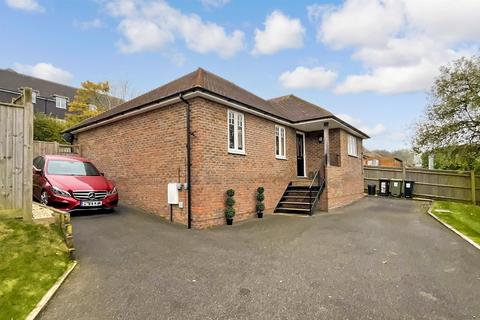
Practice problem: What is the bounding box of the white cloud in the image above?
[73,18,104,30]
[312,0,480,94]
[403,0,480,43]
[337,113,386,137]
[105,0,245,58]
[319,0,405,49]
[5,0,44,12]
[13,63,73,84]
[279,66,337,90]
[335,58,442,94]
[200,0,229,8]
[252,10,305,55]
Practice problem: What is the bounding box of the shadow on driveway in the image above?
[39,197,480,319]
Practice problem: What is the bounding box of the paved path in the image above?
[40,197,480,319]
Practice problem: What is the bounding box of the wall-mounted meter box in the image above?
[168,183,179,204]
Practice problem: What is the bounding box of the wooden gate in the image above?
[0,88,33,219]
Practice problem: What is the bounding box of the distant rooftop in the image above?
[0,68,77,99]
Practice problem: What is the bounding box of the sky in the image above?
[1,0,479,151]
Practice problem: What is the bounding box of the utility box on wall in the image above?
[168,183,179,204]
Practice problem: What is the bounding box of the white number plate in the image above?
[81,201,102,207]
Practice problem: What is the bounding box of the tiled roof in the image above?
[67,68,350,132]
[267,95,333,122]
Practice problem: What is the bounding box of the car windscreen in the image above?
[47,160,101,176]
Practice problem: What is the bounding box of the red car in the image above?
[32,155,118,212]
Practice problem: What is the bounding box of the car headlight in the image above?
[107,186,117,195]
[52,186,71,197]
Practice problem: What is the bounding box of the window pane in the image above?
[280,128,285,156]
[275,134,279,155]
[237,114,243,150]
[228,112,235,149]
[47,160,101,176]
[348,135,357,156]
[229,123,235,149]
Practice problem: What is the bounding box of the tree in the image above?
[421,146,480,171]
[413,55,480,170]
[110,80,139,102]
[66,81,122,126]
[34,113,68,143]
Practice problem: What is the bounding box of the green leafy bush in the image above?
[226,197,235,207]
[256,186,265,213]
[225,189,236,220]
[34,113,68,143]
[256,193,265,202]
[225,207,235,219]
[256,203,265,212]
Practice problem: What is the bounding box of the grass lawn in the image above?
[432,201,480,246]
[0,219,71,320]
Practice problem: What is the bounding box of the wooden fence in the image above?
[364,165,479,205]
[0,88,33,220]
[33,141,81,158]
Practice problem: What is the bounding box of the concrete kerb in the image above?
[427,204,480,251]
[25,261,78,320]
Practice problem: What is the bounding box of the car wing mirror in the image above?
[100,172,105,176]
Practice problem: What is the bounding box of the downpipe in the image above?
[179,93,192,229]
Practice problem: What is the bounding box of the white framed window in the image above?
[55,96,67,109]
[32,91,37,104]
[275,125,286,159]
[227,110,245,154]
[348,134,358,157]
[367,159,379,166]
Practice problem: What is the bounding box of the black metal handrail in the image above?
[308,170,325,215]
[308,160,327,215]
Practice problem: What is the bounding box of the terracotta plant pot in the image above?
[226,218,233,225]
[257,212,263,218]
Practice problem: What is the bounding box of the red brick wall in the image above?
[326,129,364,209]
[190,98,297,228]
[75,97,364,228]
[305,132,324,177]
[75,102,189,224]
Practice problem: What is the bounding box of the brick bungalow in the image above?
[65,68,369,228]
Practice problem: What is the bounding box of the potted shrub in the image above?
[256,187,265,218]
[225,189,235,225]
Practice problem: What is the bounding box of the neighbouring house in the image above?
[363,150,403,167]
[65,68,369,229]
[0,68,77,119]
[0,68,122,120]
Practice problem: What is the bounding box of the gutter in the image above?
[179,93,192,229]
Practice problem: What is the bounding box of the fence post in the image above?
[471,170,476,205]
[22,88,33,221]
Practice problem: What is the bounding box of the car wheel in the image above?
[40,190,49,206]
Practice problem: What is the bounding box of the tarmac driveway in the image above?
[40,197,480,320]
